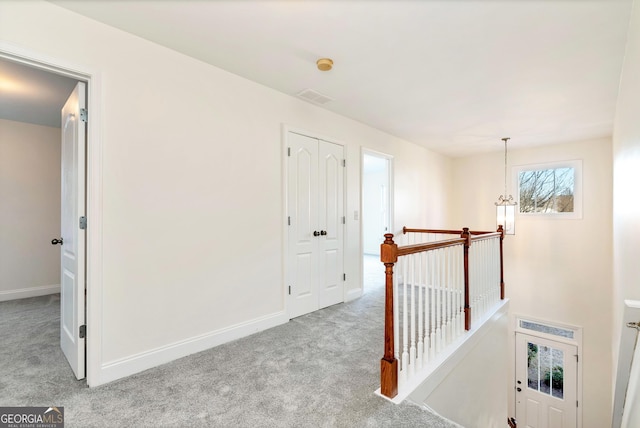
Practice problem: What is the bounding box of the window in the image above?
[519,319,575,340]
[515,160,582,219]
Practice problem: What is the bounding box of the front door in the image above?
[59,82,86,380]
[515,333,577,428]
[287,131,344,318]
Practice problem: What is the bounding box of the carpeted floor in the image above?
[0,256,460,427]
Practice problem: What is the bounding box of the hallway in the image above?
[0,265,458,428]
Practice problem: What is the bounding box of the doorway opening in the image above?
[361,150,392,294]
[0,53,89,381]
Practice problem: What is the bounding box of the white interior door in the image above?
[60,82,86,379]
[288,132,319,318]
[317,141,344,309]
[287,132,344,318]
[516,333,577,428]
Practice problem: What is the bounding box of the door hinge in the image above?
[576,400,579,407]
[342,216,346,224]
[343,273,346,281]
[288,285,291,295]
[287,147,291,157]
[288,216,291,226]
[80,108,88,123]
[79,216,87,230]
[342,159,346,167]
[79,325,86,339]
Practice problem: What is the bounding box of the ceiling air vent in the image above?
[296,89,334,105]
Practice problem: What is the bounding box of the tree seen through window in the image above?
[519,167,574,213]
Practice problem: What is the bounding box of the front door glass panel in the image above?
[527,342,564,399]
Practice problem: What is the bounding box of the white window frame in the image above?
[514,160,583,220]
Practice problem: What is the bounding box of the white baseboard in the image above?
[96,310,288,386]
[0,284,60,302]
[345,287,363,302]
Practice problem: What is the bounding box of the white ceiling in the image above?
[0,57,78,128]
[4,1,634,156]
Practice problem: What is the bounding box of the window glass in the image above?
[519,167,574,213]
[520,320,575,339]
[515,160,582,218]
[527,342,564,399]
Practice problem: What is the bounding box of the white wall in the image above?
[0,1,453,385]
[452,138,613,428]
[0,119,61,301]
[416,305,508,428]
[612,0,640,423]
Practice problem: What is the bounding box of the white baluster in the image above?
[484,241,488,314]
[480,241,484,320]
[495,238,500,303]
[447,246,453,344]
[436,248,440,350]
[429,250,436,361]
[457,244,463,336]
[417,251,424,369]
[442,248,451,345]
[409,254,416,378]
[401,258,408,382]
[394,258,400,365]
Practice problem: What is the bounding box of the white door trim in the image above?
[361,148,394,240]
[0,42,104,387]
[514,315,583,428]
[282,125,347,319]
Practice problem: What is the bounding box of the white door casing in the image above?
[287,131,344,318]
[516,332,578,428]
[60,82,86,380]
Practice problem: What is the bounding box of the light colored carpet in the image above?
[0,256,460,427]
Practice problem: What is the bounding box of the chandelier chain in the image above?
[503,137,509,199]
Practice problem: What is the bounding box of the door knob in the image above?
[320,230,327,236]
[516,387,522,392]
[51,238,63,245]
[313,231,320,237]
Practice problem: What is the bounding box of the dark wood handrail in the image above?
[396,238,466,257]
[403,227,497,236]
[469,231,502,242]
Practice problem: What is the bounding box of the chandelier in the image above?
[495,137,516,235]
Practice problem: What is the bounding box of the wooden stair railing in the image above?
[380,226,505,399]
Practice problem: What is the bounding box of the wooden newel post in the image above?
[380,233,398,398]
[498,225,505,300]
[461,227,471,331]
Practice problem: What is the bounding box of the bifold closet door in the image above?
[287,132,344,318]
